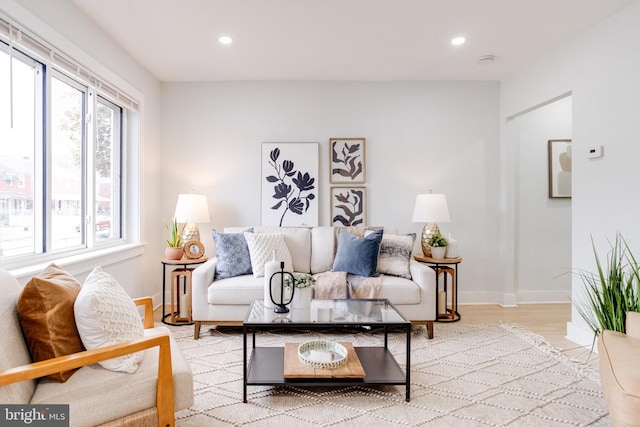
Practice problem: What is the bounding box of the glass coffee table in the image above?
[242,299,411,402]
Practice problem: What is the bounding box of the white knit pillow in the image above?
[74,267,144,373]
[244,232,293,277]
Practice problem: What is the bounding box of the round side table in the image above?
[414,255,462,322]
[161,257,208,326]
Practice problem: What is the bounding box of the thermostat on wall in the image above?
[588,145,603,159]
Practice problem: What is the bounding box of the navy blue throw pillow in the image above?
[332,229,383,277]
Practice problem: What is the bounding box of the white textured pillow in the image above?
[244,232,293,277]
[74,267,144,373]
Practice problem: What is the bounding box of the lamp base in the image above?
[420,222,441,257]
[181,223,200,242]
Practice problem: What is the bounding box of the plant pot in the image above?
[292,286,312,309]
[430,246,446,260]
[165,246,184,260]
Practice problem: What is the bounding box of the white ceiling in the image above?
[70,0,633,82]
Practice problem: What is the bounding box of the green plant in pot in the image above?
[576,234,640,338]
[164,217,186,260]
[427,233,448,260]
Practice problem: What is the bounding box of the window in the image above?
[0,24,129,263]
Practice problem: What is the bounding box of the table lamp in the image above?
[411,192,450,257]
[174,193,210,242]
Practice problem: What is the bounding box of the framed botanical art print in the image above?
[548,139,571,198]
[330,186,366,226]
[330,138,366,183]
[261,142,319,226]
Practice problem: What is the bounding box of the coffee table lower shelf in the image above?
[246,347,407,395]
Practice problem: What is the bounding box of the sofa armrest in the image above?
[133,297,155,329]
[626,311,640,338]
[409,259,437,321]
[0,334,175,427]
[192,258,217,320]
[409,259,436,290]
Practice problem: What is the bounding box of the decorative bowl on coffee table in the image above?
[298,340,348,369]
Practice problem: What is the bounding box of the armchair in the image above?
[598,311,640,427]
[0,269,193,427]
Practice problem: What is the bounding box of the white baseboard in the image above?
[459,291,570,306]
[566,321,599,351]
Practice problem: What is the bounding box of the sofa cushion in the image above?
[244,232,293,277]
[311,226,337,274]
[213,228,253,279]
[0,269,37,403]
[254,226,311,273]
[332,229,383,277]
[208,275,264,305]
[377,275,421,305]
[30,326,193,426]
[74,267,144,373]
[17,263,84,382]
[377,233,416,279]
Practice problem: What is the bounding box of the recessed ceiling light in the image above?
[451,37,466,46]
[218,36,233,45]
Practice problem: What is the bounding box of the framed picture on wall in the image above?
[261,142,319,226]
[330,186,366,226]
[330,138,366,183]
[548,139,572,198]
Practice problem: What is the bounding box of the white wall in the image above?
[511,96,572,302]
[501,0,640,344]
[8,0,164,299]
[161,81,502,303]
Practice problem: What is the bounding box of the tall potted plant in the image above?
[165,217,186,260]
[577,234,640,336]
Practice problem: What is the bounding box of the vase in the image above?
[430,246,446,260]
[165,246,183,260]
[292,286,312,309]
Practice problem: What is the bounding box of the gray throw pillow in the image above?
[377,233,416,279]
[212,228,253,280]
[332,228,383,277]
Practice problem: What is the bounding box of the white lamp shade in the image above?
[174,194,210,224]
[411,193,450,223]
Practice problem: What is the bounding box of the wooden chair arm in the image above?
[0,334,175,427]
[133,297,155,329]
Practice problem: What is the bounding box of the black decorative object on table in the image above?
[269,261,295,313]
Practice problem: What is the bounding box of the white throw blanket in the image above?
[313,271,382,299]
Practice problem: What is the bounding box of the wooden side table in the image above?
[414,255,462,322]
[161,257,208,326]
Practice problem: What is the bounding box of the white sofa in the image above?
[0,269,193,427]
[192,226,437,339]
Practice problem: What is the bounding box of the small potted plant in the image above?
[427,233,448,260]
[164,217,186,260]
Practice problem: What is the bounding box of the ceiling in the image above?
[70,0,633,82]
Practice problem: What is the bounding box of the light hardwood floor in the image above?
[457,303,599,367]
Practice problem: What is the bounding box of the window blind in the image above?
[0,13,139,112]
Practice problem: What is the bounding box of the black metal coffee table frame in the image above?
[242,299,411,402]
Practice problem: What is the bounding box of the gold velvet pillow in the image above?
[17,263,84,382]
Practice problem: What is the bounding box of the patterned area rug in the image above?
[169,323,609,426]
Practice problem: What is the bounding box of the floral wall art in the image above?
[331,186,366,226]
[330,138,366,183]
[261,142,318,226]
